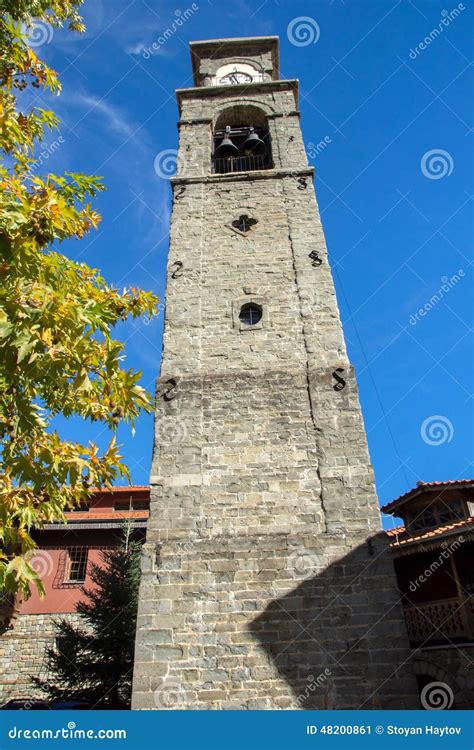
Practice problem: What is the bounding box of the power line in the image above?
[334,264,411,489]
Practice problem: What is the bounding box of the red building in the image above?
[0,486,150,703]
[383,480,474,709]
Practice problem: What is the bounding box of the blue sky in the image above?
[32,0,473,519]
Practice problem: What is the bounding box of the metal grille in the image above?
[212,154,269,174]
[239,304,262,326]
[65,547,88,583]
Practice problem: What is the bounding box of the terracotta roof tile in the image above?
[386,516,474,547]
[64,510,149,521]
[386,525,405,537]
[91,486,150,494]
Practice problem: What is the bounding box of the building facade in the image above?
[384,480,474,709]
[132,37,418,710]
[0,486,149,704]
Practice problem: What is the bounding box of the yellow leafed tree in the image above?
[0,1,158,598]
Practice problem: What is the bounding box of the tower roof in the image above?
[190,36,280,85]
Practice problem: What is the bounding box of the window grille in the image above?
[65,547,88,583]
[408,500,466,534]
[409,507,437,533]
[437,501,464,525]
[239,303,262,326]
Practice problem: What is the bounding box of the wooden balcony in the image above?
[403,597,474,645]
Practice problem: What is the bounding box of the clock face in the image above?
[219,71,253,85]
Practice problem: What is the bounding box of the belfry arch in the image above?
[212,104,272,173]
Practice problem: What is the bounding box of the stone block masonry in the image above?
[131,36,419,709]
[0,613,81,704]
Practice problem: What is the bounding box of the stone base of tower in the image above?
[132,531,419,709]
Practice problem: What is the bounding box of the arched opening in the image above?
[413,657,470,710]
[213,105,272,174]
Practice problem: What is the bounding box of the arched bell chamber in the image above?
[212,123,271,173]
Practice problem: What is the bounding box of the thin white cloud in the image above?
[54,88,157,172]
[125,38,174,58]
[125,40,148,55]
[71,92,135,137]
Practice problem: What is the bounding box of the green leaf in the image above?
[0,0,159,602]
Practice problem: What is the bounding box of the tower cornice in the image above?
[177,111,301,128]
[170,166,314,186]
[176,79,299,112]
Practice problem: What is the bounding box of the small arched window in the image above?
[239,303,262,326]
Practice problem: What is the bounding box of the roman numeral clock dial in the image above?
[219,71,253,84]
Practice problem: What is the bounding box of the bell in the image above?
[214,126,239,159]
[242,126,266,157]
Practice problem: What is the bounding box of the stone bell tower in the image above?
[132,37,418,710]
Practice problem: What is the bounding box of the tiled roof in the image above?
[64,510,149,521]
[386,516,474,548]
[386,525,405,537]
[381,479,474,514]
[91,485,149,494]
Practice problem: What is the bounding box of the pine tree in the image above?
[34,528,142,708]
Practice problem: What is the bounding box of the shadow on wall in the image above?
[249,533,420,710]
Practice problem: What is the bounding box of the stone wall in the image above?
[132,55,419,710]
[0,613,81,704]
[191,38,278,86]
